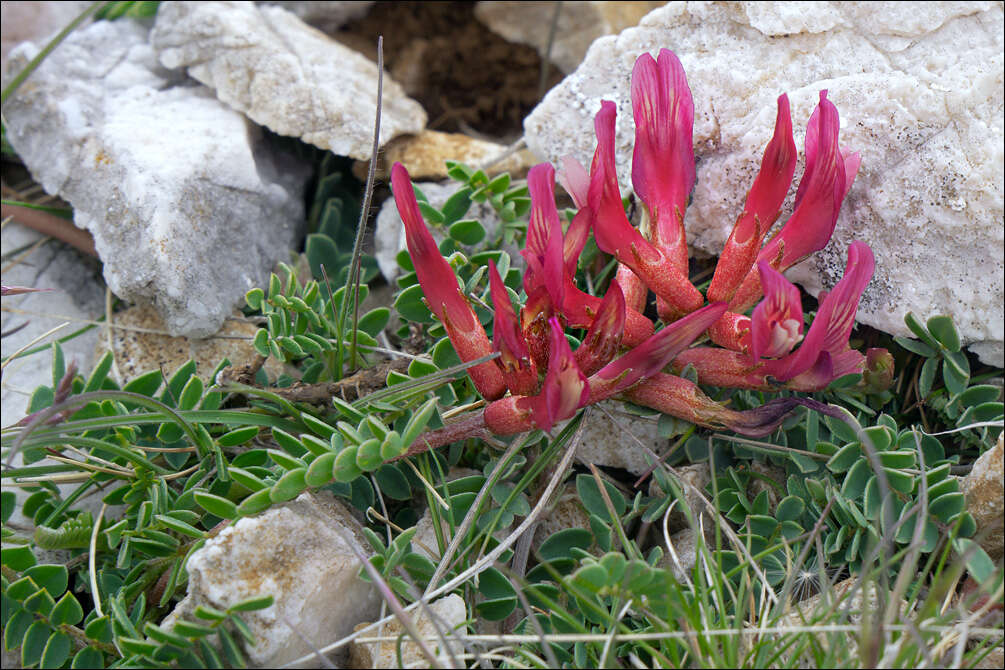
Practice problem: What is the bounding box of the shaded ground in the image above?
[335,1,563,141]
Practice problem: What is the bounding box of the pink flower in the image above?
[488,260,538,396]
[556,155,590,208]
[588,100,704,320]
[675,241,876,391]
[749,261,804,360]
[729,92,861,313]
[392,162,506,400]
[707,94,797,305]
[631,49,694,277]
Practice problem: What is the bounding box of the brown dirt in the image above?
[334,1,563,142]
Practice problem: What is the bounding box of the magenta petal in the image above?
[631,49,694,227]
[589,302,727,402]
[557,155,590,208]
[522,163,566,310]
[749,262,804,360]
[574,280,626,376]
[489,260,538,395]
[533,317,589,432]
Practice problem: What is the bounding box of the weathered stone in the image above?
[531,485,591,554]
[475,1,664,74]
[649,463,713,533]
[1,223,104,423]
[576,401,666,476]
[961,433,1004,560]
[658,527,699,583]
[374,180,507,283]
[0,1,92,76]
[524,2,1004,365]
[92,303,284,384]
[152,1,426,160]
[258,1,374,34]
[3,19,310,338]
[163,492,380,668]
[348,594,467,669]
[355,129,537,182]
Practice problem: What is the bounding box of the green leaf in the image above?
[394,283,434,323]
[270,468,308,503]
[448,219,486,245]
[538,528,593,562]
[942,350,970,395]
[21,620,50,667]
[1,546,36,571]
[576,474,626,523]
[24,564,67,597]
[39,630,71,668]
[228,594,275,612]
[193,491,238,520]
[155,514,204,539]
[178,375,204,411]
[827,441,862,473]
[5,608,32,652]
[122,369,163,397]
[253,329,271,357]
[475,596,517,621]
[218,628,246,668]
[237,489,274,517]
[48,592,84,626]
[305,452,338,488]
[441,186,473,224]
[904,312,940,349]
[893,336,937,358]
[929,492,966,522]
[357,307,391,336]
[572,562,609,593]
[954,538,996,584]
[919,357,938,398]
[355,438,382,472]
[334,446,363,483]
[885,468,915,495]
[84,616,112,643]
[71,646,105,669]
[775,496,805,522]
[84,351,114,392]
[374,466,411,500]
[217,426,261,447]
[927,315,961,352]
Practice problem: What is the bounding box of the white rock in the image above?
[151,1,427,160]
[577,401,665,476]
[524,2,1004,366]
[649,463,713,532]
[1,223,104,423]
[659,527,699,583]
[163,492,381,668]
[961,433,1004,560]
[258,1,374,34]
[348,594,467,669]
[0,0,93,76]
[374,181,507,283]
[475,1,665,74]
[3,19,309,338]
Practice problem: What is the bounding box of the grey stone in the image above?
[524,2,1004,366]
[576,401,665,476]
[163,492,381,668]
[3,19,309,338]
[258,1,373,34]
[348,594,467,669]
[151,1,427,160]
[475,1,665,74]
[961,433,1004,561]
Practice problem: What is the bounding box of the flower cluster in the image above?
[392,48,892,453]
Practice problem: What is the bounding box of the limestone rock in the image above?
[659,527,699,583]
[374,181,507,283]
[93,303,284,384]
[163,492,380,668]
[356,129,538,182]
[0,223,104,423]
[349,594,467,669]
[577,401,665,476]
[475,1,665,74]
[258,1,374,34]
[531,485,591,554]
[0,0,92,76]
[151,1,426,160]
[3,19,309,338]
[524,2,1004,365]
[961,433,1004,560]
